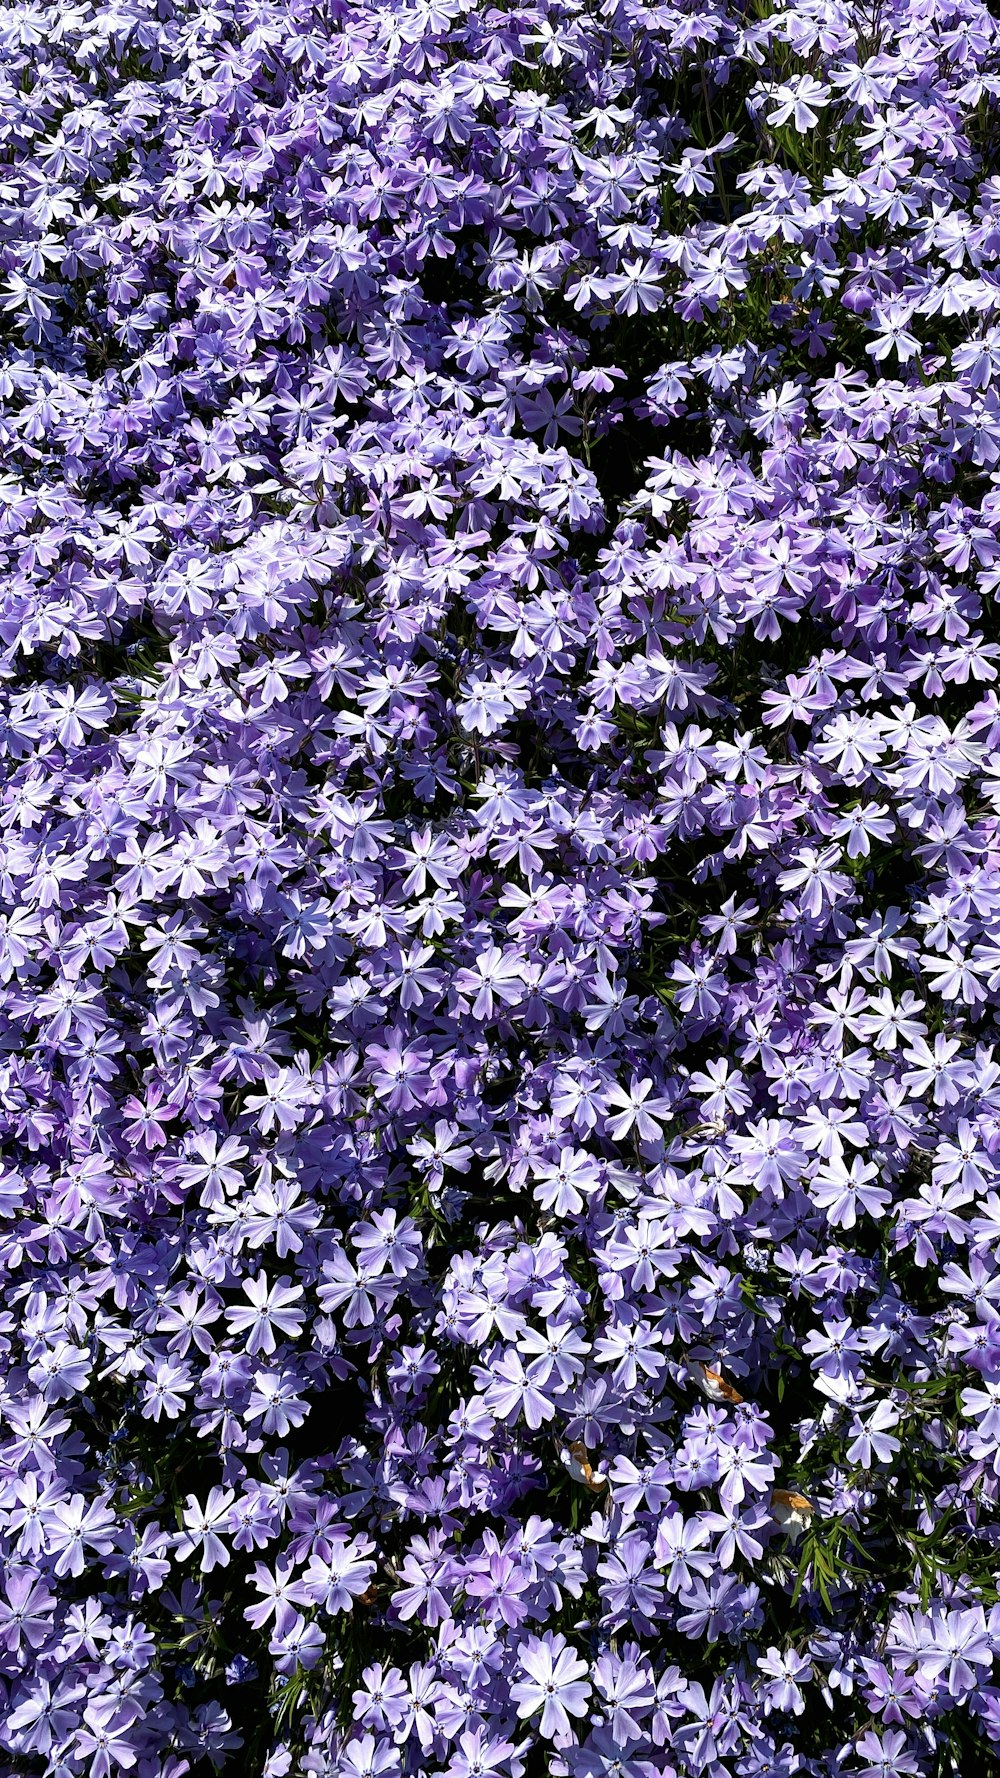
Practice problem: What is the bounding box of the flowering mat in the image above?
[9,0,1000,1773]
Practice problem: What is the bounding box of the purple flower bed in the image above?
[5,0,1000,1770]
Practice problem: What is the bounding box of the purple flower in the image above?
[756,1647,811,1715]
[269,1611,325,1675]
[510,1632,592,1743]
[340,1734,400,1778]
[225,1274,306,1357]
[177,1489,236,1574]
[855,1728,923,1777]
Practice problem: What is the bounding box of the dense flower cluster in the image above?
[5,0,1000,1771]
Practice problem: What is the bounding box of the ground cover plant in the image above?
[5,0,1000,1771]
